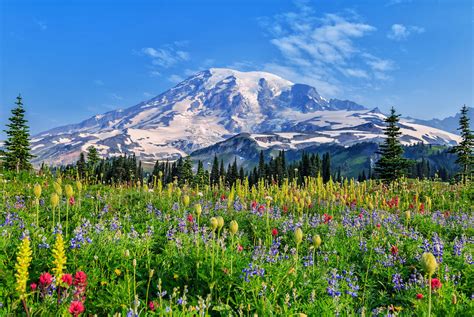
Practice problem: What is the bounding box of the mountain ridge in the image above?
[29,68,461,166]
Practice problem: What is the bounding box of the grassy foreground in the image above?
[0,173,473,316]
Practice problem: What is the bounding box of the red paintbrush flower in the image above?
[390,245,399,256]
[323,214,333,224]
[149,301,156,311]
[62,273,73,286]
[69,301,84,316]
[271,228,278,237]
[39,272,53,286]
[431,278,442,290]
[187,214,194,223]
[74,271,87,286]
[416,293,423,299]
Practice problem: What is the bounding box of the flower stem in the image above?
[428,275,432,317]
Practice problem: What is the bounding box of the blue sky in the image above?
[1,0,472,137]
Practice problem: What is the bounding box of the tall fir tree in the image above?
[258,150,266,180]
[87,145,100,174]
[76,152,87,178]
[194,160,207,186]
[180,156,194,185]
[239,166,245,181]
[210,154,220,185]
[450,105,473,183]
[322,152,331,183]
[219,159,226,182]
[374,107,411,182]
[3,95,34,172]
[227,157,238,185]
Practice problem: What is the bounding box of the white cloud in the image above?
[226,60,257,71]
[259,2,394,97]
[93,79,104,86]
[36,20,47,31]
[387,24,425,41]
[150,70,161,77]
[109,93,123,100]
[168,74,184,83]
[386,0,413,6]
[140,42,191,76]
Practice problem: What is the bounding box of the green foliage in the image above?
[0,174,472,315]
[0,173,472,315]
[3,95,34,172]
[375,107,412,182]
[450,105,474,183]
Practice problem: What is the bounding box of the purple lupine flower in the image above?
[392,273,405,291]
[432,233,444,263]
[240,263,265,282]
[326,269,342,297]
[453,236,465,256]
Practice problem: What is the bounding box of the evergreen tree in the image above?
[87,146,100,173]
[239,166,245,181]
[301,152,310,177]
[258,150,266,180]
[210,155,220,185]
[175,157,184,181]
[322,152,331,183]
[227,157,238,185]
[194,160,207,186]
[137,160,144,183]
[374,107,411,182]
[180,156,194,185]
[3,95,34,172]
[450,105,473,183]
[219,159,226,182]
[76,152,86,178]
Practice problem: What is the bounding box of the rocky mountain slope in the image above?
[30,68,460,166]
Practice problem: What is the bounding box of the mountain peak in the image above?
[207,68,293,84]
[203,68,293,93]
[29,68,460,166]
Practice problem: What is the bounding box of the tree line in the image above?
[1,94,473,184]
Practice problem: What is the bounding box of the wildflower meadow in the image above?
[0,174,472,316]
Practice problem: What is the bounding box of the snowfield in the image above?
[30,68,461,166]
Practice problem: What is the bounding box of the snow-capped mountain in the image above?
[30,68,460,165]
[405,107,474,135]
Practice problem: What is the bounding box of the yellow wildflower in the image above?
[65,184,74,198]
[295,228,303,245]
[53,181,62,196]
[195,204,202,218]
[33,183,42,198]
[229,220,238,235]
[51,193,59,208]
[52,233,67,282]
[15,237,32,299]
[313,234,322,248]
[421,252,437,276]
[76,180,83,193]
[183,195,190,207]
[210,217,218,231]
[216,216,224,230]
